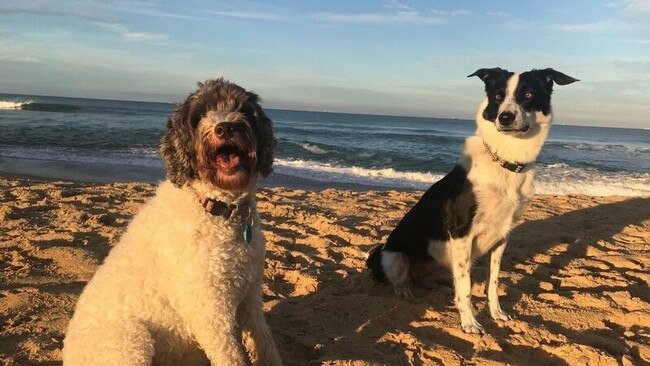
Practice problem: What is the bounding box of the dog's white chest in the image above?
[468,165,534,258]
[198,222,261,287]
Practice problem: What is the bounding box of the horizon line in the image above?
[0,91,645,131]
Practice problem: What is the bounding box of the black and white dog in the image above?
[367,68,578,334]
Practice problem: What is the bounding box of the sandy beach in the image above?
[0,176,648,365]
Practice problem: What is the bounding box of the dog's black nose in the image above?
[215,122,236,139]
[498,112,515,126]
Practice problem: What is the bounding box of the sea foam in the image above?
[0,100,29,110]
[274,158,444,189]
[274,158,650,196]
[298,142,329,154]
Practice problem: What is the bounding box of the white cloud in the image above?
[486,11,511,17]
[0,0,209,23]
[431,9,469,16]
[312,10,443,25]
[621,0,650,15]
[0,0,119,23]
[94,22,169,45]
[123,31,169,44]
[0,55,40,63]
[549,21,611,33]
[312,0,444,25]
[205,10,285,21]
[384,0,413,12]
[113,5,208,22]
[0,41,40,63]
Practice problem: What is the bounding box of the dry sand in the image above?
[0,176,648,366]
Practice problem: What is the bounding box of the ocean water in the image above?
[0,94,648,196]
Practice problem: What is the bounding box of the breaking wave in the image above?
[274,158,650,196]
[0,100,81,112]
[0,101,30,110]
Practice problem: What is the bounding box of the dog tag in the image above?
[243,224,252,245]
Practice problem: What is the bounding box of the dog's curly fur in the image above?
[62,78,282,366]
[160,79,275,188]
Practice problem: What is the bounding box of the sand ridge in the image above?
[0,177,648,365]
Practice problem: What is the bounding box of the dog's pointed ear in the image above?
[532,68,579,86]
[159,98,198,187]
[528,68,579,95]
[468,67,507,82]
[246,94,276,178]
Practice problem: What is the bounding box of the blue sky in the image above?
[0,0,649,128]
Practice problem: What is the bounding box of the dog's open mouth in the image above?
[213,144,246,174]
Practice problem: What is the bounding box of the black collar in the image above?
[191,189,250,220]
[482,140,529,173]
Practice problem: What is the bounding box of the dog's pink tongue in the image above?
[216,154,241,170]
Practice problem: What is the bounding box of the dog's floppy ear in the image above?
[468,67,507,82]
[159,94,200,187]
[245,93,276,178]
[531,68,579,86]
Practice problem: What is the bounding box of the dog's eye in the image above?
[525,91,533,99]
[495,94,502,100]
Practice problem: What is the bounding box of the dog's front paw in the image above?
[490,308,512,322]
[393,285,413,298]
[461,318,485,334]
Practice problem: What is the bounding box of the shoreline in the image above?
[0,156,406,192]
[2,156,649,197]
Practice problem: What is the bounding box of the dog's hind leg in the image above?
[63,320,155,366]
[486,239,512,321]
[449,236,484,334]
[381,250,413,297]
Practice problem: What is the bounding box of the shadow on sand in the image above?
[266,196,650,365]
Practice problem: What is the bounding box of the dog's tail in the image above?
[366,244,386,281]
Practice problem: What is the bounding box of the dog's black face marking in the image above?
[516,69,580,116]
[515,71,554,116]
[469,68,578,131]
[468,68,514,122]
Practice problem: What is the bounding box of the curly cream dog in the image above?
[63,79,283,365]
